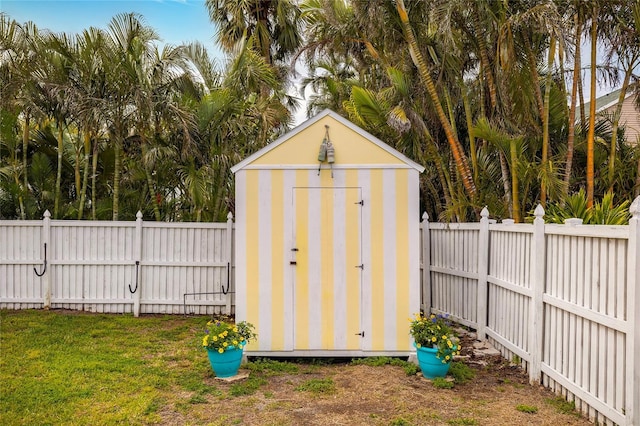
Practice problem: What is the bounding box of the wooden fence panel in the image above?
[486,226,534,366]
[0,212,234,316]
[49,221,136,313]
[428,224,479,327]
[541,228,629,425]
[0,221,44,309]
[140,223,231,315]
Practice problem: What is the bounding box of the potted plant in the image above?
[409,313,460,379]
[202,319,257,378]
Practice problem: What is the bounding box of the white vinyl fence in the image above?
[4,198,640,425]
[0,211,235,315]
[421,198,640,426]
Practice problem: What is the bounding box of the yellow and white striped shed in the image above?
[231,109,425,357]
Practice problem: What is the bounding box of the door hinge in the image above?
[355,264,364,270]
[355,331,365,337]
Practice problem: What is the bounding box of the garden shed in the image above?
[231,109,425,357]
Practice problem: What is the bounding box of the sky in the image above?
[1,0,223,59]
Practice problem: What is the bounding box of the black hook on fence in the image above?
[221,262,231,295]
[128,261,140,293]
[34,243,47,277]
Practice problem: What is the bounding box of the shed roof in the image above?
[231,109,425,173]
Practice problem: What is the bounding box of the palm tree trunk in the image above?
[471,7,498,113]
[91,138,99,220]
[510,140,521,223]
[141,139,162,221]
[564,13,582,195]
[112,136,121,221]
[586,7,597,208]
[395,0,477,200]
[525,42,545,121]
[608,64,635,192]
[540,36,556,207]
[78,130,91,219]
[20,112,30,219]
[499,151,512,216]
[74,134,82,199]
[636,158,640,198]
[54,124,63,219]
[462,88,478,183]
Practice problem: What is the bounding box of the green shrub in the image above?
[545,397,577,415]
[432,377,454,389]
[516,404,538,414]
[246,358,299,375]
[449,362,475,384]
[294,378,335,394]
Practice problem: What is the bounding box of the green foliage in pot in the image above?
[409,313,460,362]
[202,320,257,353]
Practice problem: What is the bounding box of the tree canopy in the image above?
[1,0,639,222]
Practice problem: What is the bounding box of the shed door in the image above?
[292,187,362,351]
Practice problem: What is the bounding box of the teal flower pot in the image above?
[206,346,243,378]
[415,344,451,379]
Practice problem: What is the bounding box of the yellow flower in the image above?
[416,343,421,348]
[212,336,218,341]
[442,335,447,340]
[233,327,238,333]
[223,342,228,347]
[430,314,436,319]
[202,336,208,346]
[445,355,450,360]
[218,333,225,338]
[218,348,224,353]
[233,340,238,345]
[431,337,437,342]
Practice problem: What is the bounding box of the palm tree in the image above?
[205,0,302,66]
[394,0,477,200]
[600,0,640,192]
[0,16,47,218]
[564,7,584,194]
[100,13,160,220]
[586,2,598,208]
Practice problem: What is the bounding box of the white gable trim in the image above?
[231,109,425,173]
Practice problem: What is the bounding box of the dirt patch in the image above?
[174,334,591,426]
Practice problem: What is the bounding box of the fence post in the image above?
[529,204,545,384]
[133,211,143,317]
[225,212,234,316]
[626,196,640,426]
[421,212,431,314]
[42,210,51,309]
[476,207,489,341]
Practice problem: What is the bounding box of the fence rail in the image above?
[0,211,235,316]
[421,199,640,426]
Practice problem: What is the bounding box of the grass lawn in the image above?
[0,310,591,425]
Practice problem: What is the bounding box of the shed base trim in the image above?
[246,350,413,358]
